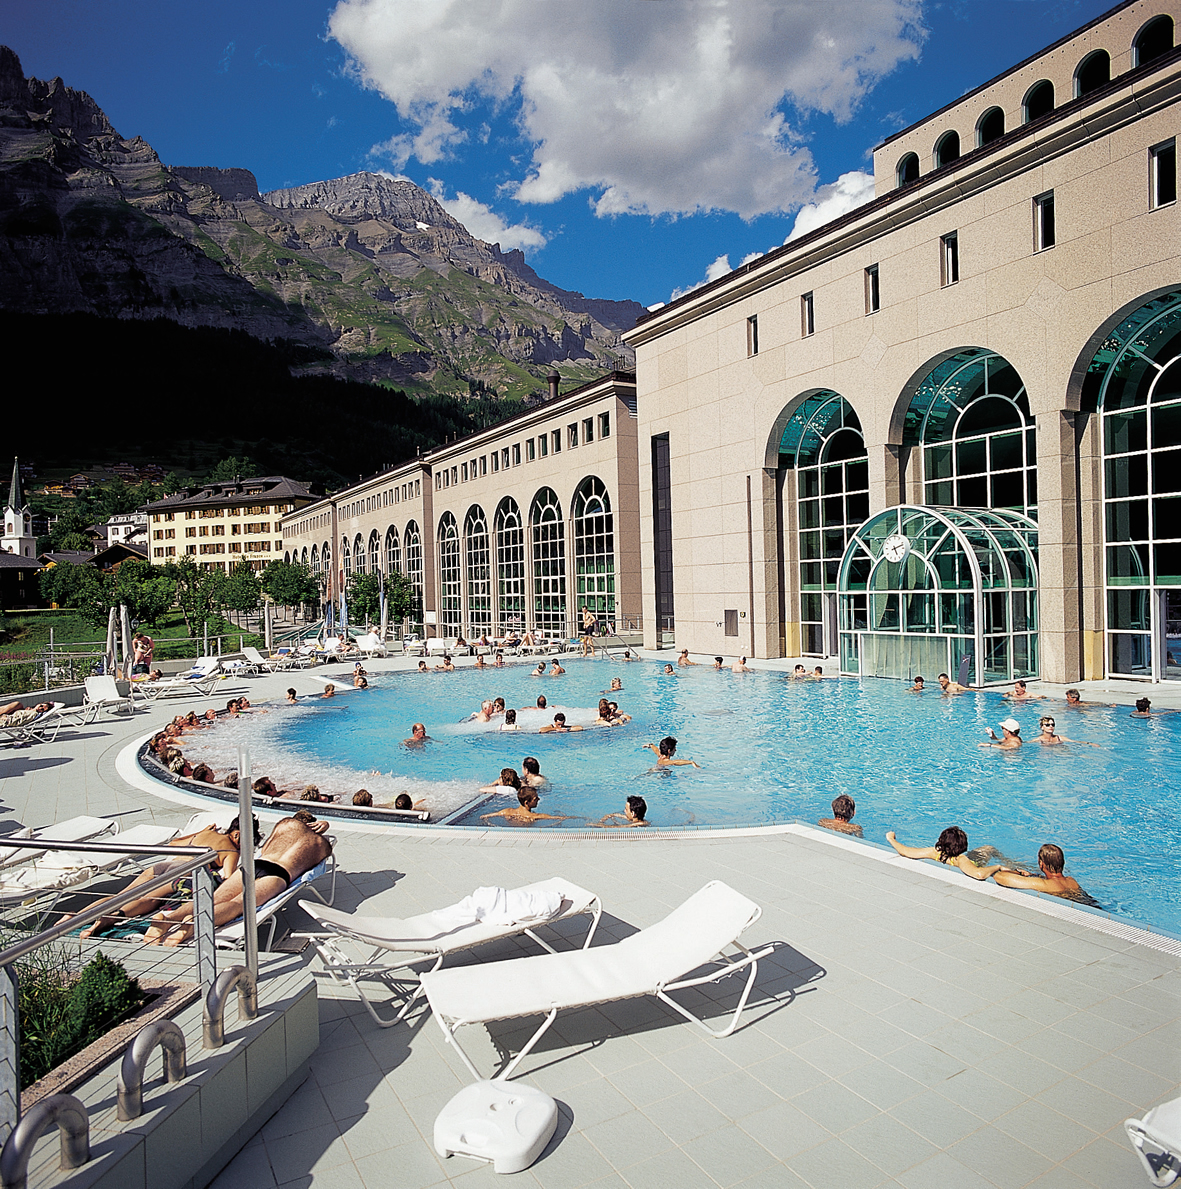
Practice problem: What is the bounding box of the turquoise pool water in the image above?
[177,660,1181,936]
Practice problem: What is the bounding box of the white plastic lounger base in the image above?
[435,1081,557,1174]
[300,877,601,1028]
[421,880,772,1081]
[1127,1098,1181,1186]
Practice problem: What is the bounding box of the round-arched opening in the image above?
[572,477,616,632]
[896,153,920,188]
[1023,79,1054,123]
[1135,15,1173,67]
[976,107,1005,147]
[1075,49,1111,97]
[934,130,960,170]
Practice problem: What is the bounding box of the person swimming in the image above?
[886,827,1009,880]
[644,736,699,767]
[598,795,649,828]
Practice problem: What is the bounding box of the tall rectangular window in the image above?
[724,610,739,637]
[865,264,880,314]
[539,433,549,457]
[746,315,759,356]
[526,438,535,461]
[552,429,561,454]
[568,424,579,448]
[1151,139,1177,208]
[598,411,611,439]
[801,292,814,337]
[512,443,521,466]
[492,452,500,473]
[480,456,487,476]
[582,418,594,444]
[651,434,674,632]
[940,232,959,286]
[1034,191,1056,251]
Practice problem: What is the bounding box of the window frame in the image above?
[865,264,880,315]
[940,232,960,287]
[801,291,815,337]
[1033,191,1056,252]
[1151,139,1177,210]
[746,314,759,357]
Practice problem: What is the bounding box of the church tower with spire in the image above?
[3,457,35,558]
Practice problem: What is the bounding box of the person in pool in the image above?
[404,722,431,746]
[663,663,675,675]
[608,677,623,692]
[677,650,695,666]
[908,676,925,692]
[713,657,724,669]
[598,795,649,828]
[992,844,1090,901]
[886,827,1008,880]
[732,657,753,673]
[480,767,522,794]
[535,695,548,710]
[285,688,298,704]
[938,672,968,694]
[817,794,862,837]
[1004,679,1043,701]
[1132,697,1178,717]
[539,712,583,733]
[481,787,568,824]
[1034,715,1098,746]
[532,661,547,677]
[500,708,521,731]
[493,650,505,667]
[982,717,1023,749]
[549,659,565,675]
[645,736,700,767]
[1063,688,1103,709]
[417,660,429,673]
[475,653,487,669]
[522,756,546,787]
[791,664,807,679]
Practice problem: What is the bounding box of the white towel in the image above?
[433,885,564,928]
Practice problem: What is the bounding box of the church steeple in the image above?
[7,457,23,514]
[2,457,34,558]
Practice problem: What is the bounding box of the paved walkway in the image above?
[1,653,1177,1189]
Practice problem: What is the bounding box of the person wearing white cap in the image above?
[981,717,1022,749]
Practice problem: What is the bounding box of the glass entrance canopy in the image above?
[838,505,1039,686]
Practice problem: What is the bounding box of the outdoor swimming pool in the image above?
[172,660,1181,936]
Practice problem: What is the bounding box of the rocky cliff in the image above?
[0,47,643,399]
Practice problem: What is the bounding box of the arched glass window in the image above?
[404,521,423,631]
[438,512,461,637]
[352,533,365,575]
[1075,49,1111,97]
[368,530,380,575]
[904,350,1036,515]
[341,536,351,579]
[934,130,960,169]
[464,505,492,638]
[300,547,308,566]
[838,505,1038,684]
[1091,289,1181,679]
[573,477,615,630]
[495,498,527,635]
[530,487,567,637]
[780,393,868,656]
[1023,80,1054,123]
[1135,15,1173,67]
[976,107,1004,146]
[385,526,401,574]
[896,153,919,188]
[284,551,290,564]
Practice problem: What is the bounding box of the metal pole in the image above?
[119,604,132,680]
[236,747,258,982]
[0,965,18,1146]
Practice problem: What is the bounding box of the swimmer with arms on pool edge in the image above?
[481,788,568,823]
[817,794,862,837]
[991,843,1090,901]
[938,672,968,694]
[886,827,1009,880]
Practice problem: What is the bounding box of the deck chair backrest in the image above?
[85,675,122,700]
[242,647,266,664]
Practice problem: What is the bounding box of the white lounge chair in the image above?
[132,656,223,700]
[300,877,602,1028]
[237,646,288,674]
[216,854,337,951]
[354,633,387,658]
[1127,1099,1181,1185]
[425,637,450,657]
[0,702,83,745]
[0,816,118,869]
[83,675,134,719]
[421,880,772,1079]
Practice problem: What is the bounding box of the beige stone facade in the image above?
[624,0,1181,684]
[280,373,640,639]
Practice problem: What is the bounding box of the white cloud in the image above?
[671,254,733,301]
[427,180,548,252]
[785,170,876,241]
[329,0,924,220]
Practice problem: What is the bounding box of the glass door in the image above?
[1163,590,1181,680]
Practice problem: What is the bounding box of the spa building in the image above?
[282,0,1181,685]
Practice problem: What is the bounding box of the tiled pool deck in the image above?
[3,654,1179,1189]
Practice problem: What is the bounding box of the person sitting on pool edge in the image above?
[481,786,568,824]
[598,795,649,828]
[991,844,1091,902]
[886,827,1008,880]
[645,736,700,767]
[818,794,862,837]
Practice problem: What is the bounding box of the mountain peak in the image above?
[263,172,466,235]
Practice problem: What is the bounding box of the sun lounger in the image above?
[421,880,771,1079]
[132,656,224,700]
[0,702,82,745]
[238,646,290,674]
[426,637,450,657]
[1127,1098,1181,1185]
[300,877,602,1028]
[82,675,134,720]
[354,633,387,658]
[216,853,337,951]
[0,816,118,869]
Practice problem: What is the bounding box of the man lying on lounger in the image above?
[145,812,333,946]
[0,700,54,728]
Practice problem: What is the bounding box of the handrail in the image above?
[203,966,258,1049]
[0,842,218,969]
[0,1094,89,1189]
[117,1021,187,1120]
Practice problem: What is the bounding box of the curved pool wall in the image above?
[133,660,1181,937]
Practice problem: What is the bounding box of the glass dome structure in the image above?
[838,505,1039,686]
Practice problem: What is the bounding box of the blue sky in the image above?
[5,1,1112,308]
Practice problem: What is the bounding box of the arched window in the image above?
[573,477,615,631]
[779,393,868,656]
[385,526,401,574]
[341,536,351,579]
[1023,80,1054,123]
[1089,289,1181,679]
[438,512,461,637]
[904,350,1036,515]
[1135,15,1173,67]
[300,547,308,566]
[530,488,567,637]
[464,505,492,638]
[368,530,380,575]
[976,107,1004,147]
[352,533,365,575]
[1075,49,1111,97]
[495,498,527,635]
[284,551,290,564]
[896,153,919,188]
[934,130,960,169]
[404,521,423,631]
